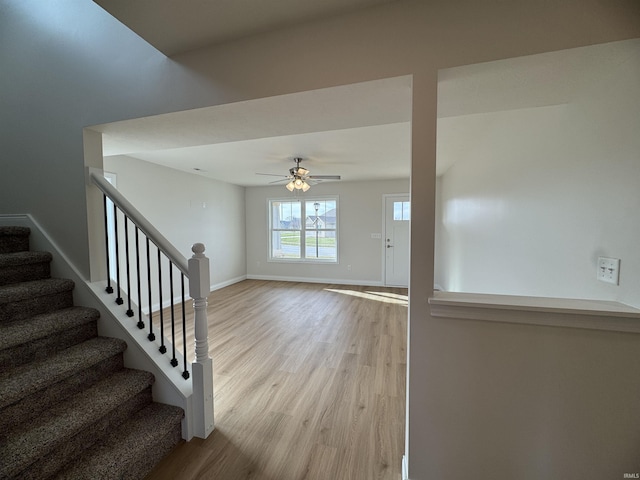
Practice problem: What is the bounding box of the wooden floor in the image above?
[145,280,408,480]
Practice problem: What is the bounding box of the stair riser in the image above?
[126,425,183,480]
[0,262,51,286]
[0,290,73,323]
[0,352,122,432]
[0,320,97,374]
[121,425,183,480]
[53,403,185,480]
[0,237,29,255]
[16,388,154,480]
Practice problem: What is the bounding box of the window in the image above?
[104,172,118,281]
[393,201,410,221]
[269,198,338,262]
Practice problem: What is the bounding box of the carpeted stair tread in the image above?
[0,278,73,304]
[0,226,30,237]
[0,278,75,323]
[0,251,52,286]
[0,306,97,349]
[0,306,99,351]
[0,306,100,373]
[53,402,184,480]
[0,251,52,268]
[0,368,156,480]
[0,336,127,410]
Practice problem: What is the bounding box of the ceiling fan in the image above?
[256,157,341,192]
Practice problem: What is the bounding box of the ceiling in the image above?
[90,2,631,186]
[93,76,413,187]
[91,1,414,187]
[93,0,399,56]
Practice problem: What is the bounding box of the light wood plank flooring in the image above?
[145,280,407,480]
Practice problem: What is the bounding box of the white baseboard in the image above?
[402,454,409,480]
[211,275,247,292]
[141,275,248,314]
[246,273,384,287]
[145,273,383,312]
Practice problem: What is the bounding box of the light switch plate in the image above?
[597,257,620,285]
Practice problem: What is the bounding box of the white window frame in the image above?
[268,196,339,264]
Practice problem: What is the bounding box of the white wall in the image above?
[2,0,640,478]
[105,155,246,295]
[246,179,410,285]
[420,313,640,479]
[435,40,640,308]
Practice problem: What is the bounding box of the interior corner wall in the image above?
[104,156,246,290]
[433,175,446,291]
[435,40,640,308]
[245,179,410,285]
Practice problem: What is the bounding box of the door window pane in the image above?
[393,201,411,221]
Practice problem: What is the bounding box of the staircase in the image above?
[0,226,184,480]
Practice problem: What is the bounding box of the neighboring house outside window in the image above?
[269,198,338,262]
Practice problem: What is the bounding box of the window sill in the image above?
[267,258,338,265]
[429,291,640,334]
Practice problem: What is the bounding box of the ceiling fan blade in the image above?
[308,175,341,180]
[256,173,289,177]
[268,178,290,184]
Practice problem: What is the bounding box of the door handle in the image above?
[386,244,393,248]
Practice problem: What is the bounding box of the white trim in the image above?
[429,291,640,333]
[135,275,247,314]
[103,171,117,185]
[211,274,247,293]
[382,193,410,287]
[0,214,84,282]
[247,273,384,287]
[402,454,409,480]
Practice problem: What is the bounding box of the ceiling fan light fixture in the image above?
[256,157,338,193]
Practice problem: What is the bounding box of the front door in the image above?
[384,195,410,287]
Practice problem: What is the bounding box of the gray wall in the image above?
[0,1,210,277]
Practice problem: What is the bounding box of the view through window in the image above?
[394,201,411,221]
[269,198,338,262]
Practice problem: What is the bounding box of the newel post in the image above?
[188,243,214,438]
